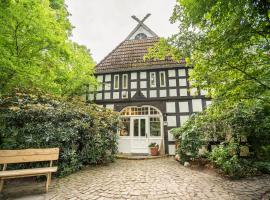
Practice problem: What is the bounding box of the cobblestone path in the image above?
[2,157,270,200]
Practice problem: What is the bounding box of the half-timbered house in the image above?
[90,14,211,155]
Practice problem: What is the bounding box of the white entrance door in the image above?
[131,117,148,154]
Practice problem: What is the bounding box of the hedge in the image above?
[0,92,120,177]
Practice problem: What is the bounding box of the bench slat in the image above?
[0,148,59,164]
[0,167,57,178]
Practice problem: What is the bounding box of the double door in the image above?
[131,117,148,154]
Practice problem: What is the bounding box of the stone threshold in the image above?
[116,153,169,160]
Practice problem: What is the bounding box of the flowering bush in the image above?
[0,92,120,177]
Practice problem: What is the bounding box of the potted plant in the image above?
[148,142,159,156]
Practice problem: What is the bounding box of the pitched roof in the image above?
[95,37,183,74]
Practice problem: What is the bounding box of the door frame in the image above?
[118,106,164,154]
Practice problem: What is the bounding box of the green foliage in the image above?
[146,0,270,106]
[0,0,96,96]
[172,114,204,163]
[146,0,270,178]
[0,92,120,177]
[253,161,270,174]
[172,100,270,177]
[148,142,159,148]
[209,143,257,178]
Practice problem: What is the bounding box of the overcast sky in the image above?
[65,0,179,63]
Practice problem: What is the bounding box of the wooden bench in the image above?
[0,148,59,193]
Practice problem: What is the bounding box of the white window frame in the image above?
[114,75,119,89]
[122,74,128,89]
[150,72,156,88]
[159,71,166,87]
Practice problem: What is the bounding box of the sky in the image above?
[65,0,179,63]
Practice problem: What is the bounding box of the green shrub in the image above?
[208,143,257,178]
[172,114,204,163]
[253,161,270,174]
[0,92,120,177]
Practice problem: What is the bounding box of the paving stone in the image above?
[2,158,270,200]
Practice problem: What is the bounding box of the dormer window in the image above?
[135,33,147,40]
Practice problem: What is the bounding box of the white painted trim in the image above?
[118,105,164,154]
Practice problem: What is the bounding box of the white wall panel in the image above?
[168,145,176,155]
[140,72,147,79]
[167,116,177,127]
[179,78,187,86]
[131,72,137,80]
[97,75,103,82]
[96,93,102,100]
[150,90,157,98]
[166,102,176,113]
[169,79,176,87]
[168,70,176,77]
[141,90,147,97]
[160,90,167,97]
[168,130,175,141]
[178,69,186,77]
[180,115,190,126]
[192,99,203,112]
[140,81,147,88]
[113,92,119,99]
[131,82,137,89]
[104,92,110,99]
[179,101,189,113]
[179,89,187,96]
[169,89,177,97]
[105,74,111,82]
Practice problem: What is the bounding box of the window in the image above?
[122,74,128,89]
[120,118,130,136]
[114,75,119,89]
[150,117,161,136]
[135,33,147,40]
[159,71,166,87]
[120,106,161,116]
[150,72,156,87]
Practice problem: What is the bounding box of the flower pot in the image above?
[150,147,159,156]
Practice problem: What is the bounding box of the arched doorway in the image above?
[118,105,164,154]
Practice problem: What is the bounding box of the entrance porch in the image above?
[118,106,164,154]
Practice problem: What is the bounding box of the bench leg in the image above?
[45,173,51,193]
[0,179,4,192]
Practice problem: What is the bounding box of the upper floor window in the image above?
[159,71,166,87]
[122,74,128,89]
[150,72,156,87]
[114,75,119,89]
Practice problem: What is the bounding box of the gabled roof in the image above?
[95,14,184,74]
[95,37,182,74]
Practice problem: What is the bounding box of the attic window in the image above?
[135,33,147,40]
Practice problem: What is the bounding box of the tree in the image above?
[146,0,270,107]
[0,0,96,96]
